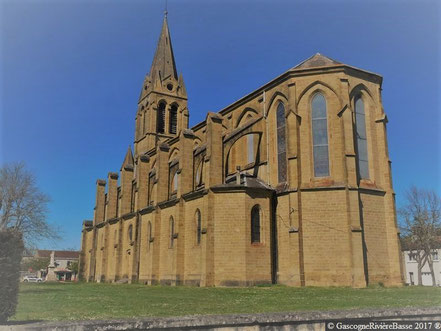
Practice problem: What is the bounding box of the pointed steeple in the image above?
[121,146,134,171]
[135,14,189,155]
[150,15,178,83]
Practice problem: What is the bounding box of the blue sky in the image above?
[1,0,440,250]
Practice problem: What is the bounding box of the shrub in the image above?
[0,230,24,323]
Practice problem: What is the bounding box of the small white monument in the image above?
[45,251,57,281]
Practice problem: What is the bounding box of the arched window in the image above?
[157,102,166,134]
[355,97,369,179]
[276,102,287,182]
[195,209,202,245]
[169,104,178,134]
[128,224,133,242]
[147,221,152,251]
[251,205,261,243]
[169,217,175,248]
[312,93,329,177]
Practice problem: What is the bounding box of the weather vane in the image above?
[164,0,168,18]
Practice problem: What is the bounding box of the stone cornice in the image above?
[139,205,155,215]
[108,217,119,225]
[122,212,136,220]
[96,221,106,229]
[158,197,180,209]
[182,189,209,202]
[210,185,273,194]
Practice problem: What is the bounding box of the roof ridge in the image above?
[292,53,342,70]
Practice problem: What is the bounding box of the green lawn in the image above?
[13,282,441,321]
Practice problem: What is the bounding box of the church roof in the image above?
[292,53,342,70]
[149,16,178,82]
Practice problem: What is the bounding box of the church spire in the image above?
[135,13,189,155]
[149,15,178,83]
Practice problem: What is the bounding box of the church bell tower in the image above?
[134,14,188,155]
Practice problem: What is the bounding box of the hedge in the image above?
[0,229,24,323]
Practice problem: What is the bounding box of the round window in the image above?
[167,83,173,91]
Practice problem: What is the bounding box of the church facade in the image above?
[79,16,403,287]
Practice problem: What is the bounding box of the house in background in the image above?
[36,250,80,281]
[402,249,441,286]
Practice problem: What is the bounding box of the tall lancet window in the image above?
[355,97,369,179]
[312,93,330,177]
[251,205,261,243]
[157,102,166,134]
[169,105,178,134]
[169,217,175,248]
[276,102,287,182]
[195,209,202,245]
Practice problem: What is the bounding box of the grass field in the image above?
[13,282,441,321]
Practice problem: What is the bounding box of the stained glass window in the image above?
[312,93,329,177]
[276,102,287,182]
[355,97,369,179]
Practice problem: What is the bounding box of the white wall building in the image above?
[402,249,441,286]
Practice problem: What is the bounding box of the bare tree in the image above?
[0,162,59,247]
[399,186,441,286]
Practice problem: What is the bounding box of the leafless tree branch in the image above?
[399,186,441,286]
[0,162,60,247]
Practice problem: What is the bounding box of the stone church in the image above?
[79,15,403,287]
